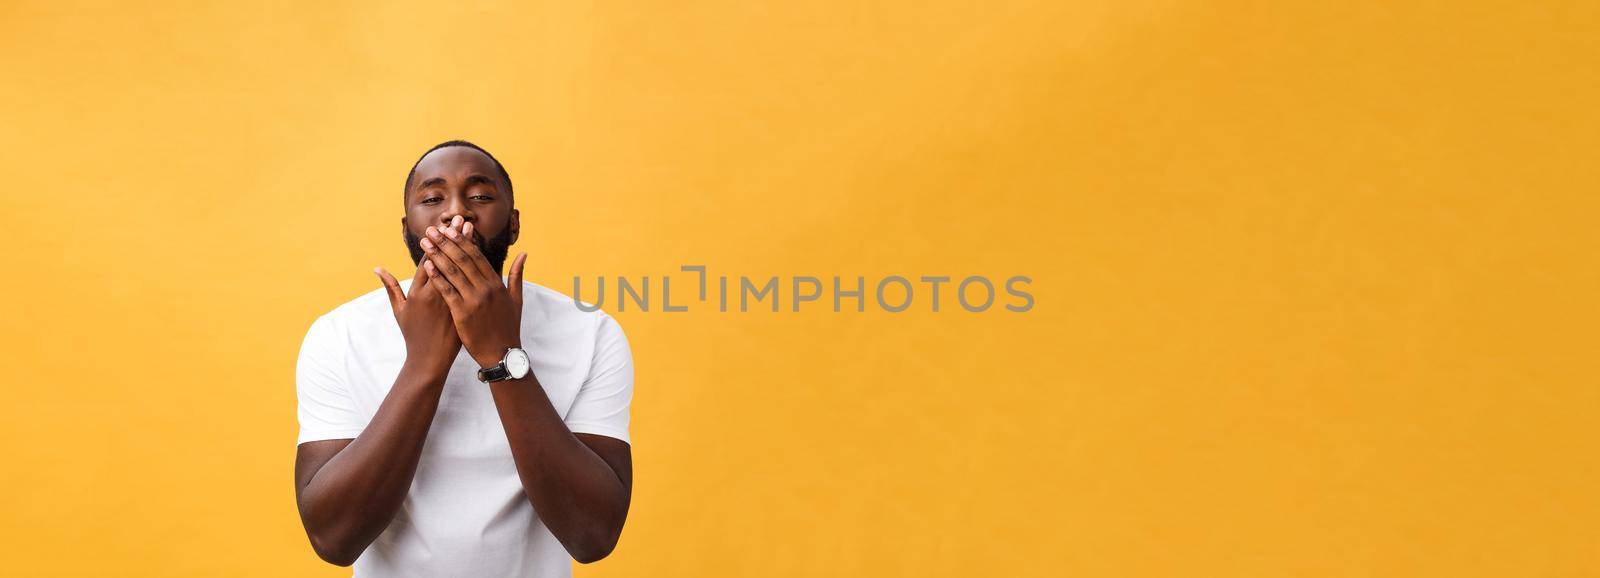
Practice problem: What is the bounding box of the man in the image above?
[293,140,633,577]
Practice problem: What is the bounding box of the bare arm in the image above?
[489,379,633,563]
[293,264,460,566]
[420,218,634,563]
[293,360,450,565]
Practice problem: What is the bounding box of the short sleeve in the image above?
[296,315,367,444]
[564,313,634,444]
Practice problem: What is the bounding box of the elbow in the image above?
[572,543,616,565]
[569,531,621,564]
[307,531,362,567]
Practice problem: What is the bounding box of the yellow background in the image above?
[2,1,1597,576]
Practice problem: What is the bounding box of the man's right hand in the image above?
[376,263,461,373]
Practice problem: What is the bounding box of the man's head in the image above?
[402,140,520,273]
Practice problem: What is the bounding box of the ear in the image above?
[509,208,520,245]
[400,215,410,242]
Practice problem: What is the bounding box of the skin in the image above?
[293,147,633,566]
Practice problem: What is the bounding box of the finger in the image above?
[375,267,405,312]
[460,221,501,281]
[422,259,462,304]
[419,228,473,293]
[421,238,471,298]
[442,220,496,280]
[429,225,490,288]
[444,215,466,247]
[408,260,432,297]
[507,252,527,307]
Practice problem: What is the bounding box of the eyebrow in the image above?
[417,174,496,189]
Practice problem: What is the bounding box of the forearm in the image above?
[488,374,630,562]
[416,220,628,560]
[297,360,448,565]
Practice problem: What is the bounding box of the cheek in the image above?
[404,218,432,240]
[407,207,442,225]
[477,208,512,232]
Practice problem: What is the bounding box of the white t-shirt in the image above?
[295,278,633,578]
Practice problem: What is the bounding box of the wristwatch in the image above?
[477,347,531,383]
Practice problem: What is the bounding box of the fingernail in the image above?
[444,227,458,239]
[421,238,434,250]
[452,215,463,227]
[427,227,440,239]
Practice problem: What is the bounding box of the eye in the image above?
[472,195,494,202]
[421,197,442,205]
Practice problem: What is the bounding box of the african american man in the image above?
[292,140,634,577]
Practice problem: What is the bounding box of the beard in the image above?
[404,221,516,275]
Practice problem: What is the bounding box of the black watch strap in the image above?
[477,363,511,383]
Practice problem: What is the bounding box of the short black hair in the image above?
[403,140,513,203]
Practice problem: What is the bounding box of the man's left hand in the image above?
[419,215,529,369]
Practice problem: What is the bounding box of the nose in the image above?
[439,196,476,226]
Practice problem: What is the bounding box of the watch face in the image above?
[506,348,531,379]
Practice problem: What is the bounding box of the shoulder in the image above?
[304,281,402,337]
